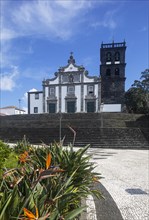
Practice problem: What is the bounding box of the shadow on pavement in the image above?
[93,182,124,220]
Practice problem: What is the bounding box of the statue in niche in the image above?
[69,74,74,83]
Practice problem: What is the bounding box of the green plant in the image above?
[0,143,102,220]
[0,140,11,170]
[13,135,32,154]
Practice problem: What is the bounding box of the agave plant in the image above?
[0,143,102,220]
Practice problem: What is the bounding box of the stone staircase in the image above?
[0,113,148,148]
[63,128,149,148]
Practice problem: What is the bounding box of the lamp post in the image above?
[18,99,21,114]
[59,112,62,145]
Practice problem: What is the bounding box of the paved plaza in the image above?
[85,148,149,220]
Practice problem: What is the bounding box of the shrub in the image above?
[0,140,11,169]
[13,135,31,154]
[0,143,102,220]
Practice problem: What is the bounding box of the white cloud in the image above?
[0,41,16,68]
[1,0,97,41]
[91,10,117,29]
[1,28,18,41]
[29,88,38,92]
[0,66,19,91]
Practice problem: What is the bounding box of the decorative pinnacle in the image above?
[68,52,75,64]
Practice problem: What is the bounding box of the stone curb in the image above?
[80,182,123,220]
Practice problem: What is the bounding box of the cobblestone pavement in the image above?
[86,148,149,220]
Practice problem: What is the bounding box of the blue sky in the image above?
[0,0,148,112]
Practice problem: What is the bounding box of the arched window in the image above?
[106,68,111,76]
[115,68,120,75]
[106,52,111,62]
[115,52,120,61]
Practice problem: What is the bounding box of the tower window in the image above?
[106,52,112,62]
[115,52,120,61]
[106,69,111,76]
[115,68,120,75]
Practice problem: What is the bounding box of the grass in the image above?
[0,152,19,178]
[3,152,18,168]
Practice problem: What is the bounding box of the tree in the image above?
[125,69,149,114]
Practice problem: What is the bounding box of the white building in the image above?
[28,41,127,114]
[0,106,26,115]
[28,53,101,114]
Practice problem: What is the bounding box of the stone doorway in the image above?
[67,101,76,113]
[87,101,95,112]
[49,103,56,113]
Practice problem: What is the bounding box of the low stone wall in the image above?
[0,113,148,148]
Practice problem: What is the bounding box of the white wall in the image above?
[61,86,67,112]
[0,108,25,115]
[75,85,81,112]
[64,64,78,72]
[84,75,94,83]
[56,86,59,113]
[30,93,43,114]
[15,109,25,114]
[45,87,49,112]
[0,108,15,115]
[101,104,122,112]
[49,77,59,85]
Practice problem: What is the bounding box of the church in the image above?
[28,41,126,114]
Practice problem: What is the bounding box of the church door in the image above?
[67,101,75,113]
[49,103,56,113]
[87,102,95,113]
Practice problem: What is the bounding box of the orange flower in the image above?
[46,153,52,169]
[19,151,29,163]
[23,206,38,219]
[22,206,50,220]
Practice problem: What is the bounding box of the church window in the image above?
[49,87,55,96]
[68,86,75,94]
[106,69,111,76]
[35,93,39,99]
[115,68,120,75]
[74,74,80,82]
[88,85,94,95]
[106,52,112,62]
[34,107,38,113]
[115,52,120,61]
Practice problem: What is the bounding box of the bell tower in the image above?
[100,41,126,104]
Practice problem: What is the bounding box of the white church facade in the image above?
[28,41,126,114]
[28,53,101,114]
